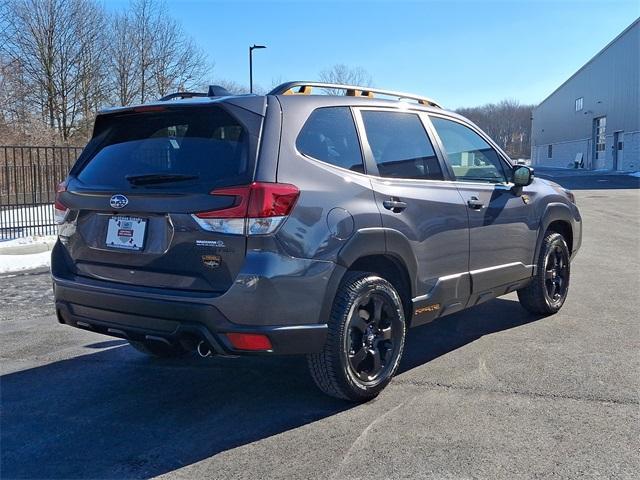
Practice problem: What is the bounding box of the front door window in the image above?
[429,116,508,183]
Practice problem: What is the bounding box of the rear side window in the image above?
[296,107,364,173]
[360,111,443,181]
[76,106,253,191]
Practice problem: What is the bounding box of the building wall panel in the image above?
[531,20,639,170]
[621,132,640,171]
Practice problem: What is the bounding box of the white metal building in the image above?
[531,19,639,171]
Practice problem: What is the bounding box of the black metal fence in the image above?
[0,146,83,239]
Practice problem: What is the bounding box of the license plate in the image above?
[106,216,147,251]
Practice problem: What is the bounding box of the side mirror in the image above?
[513,165,534,187]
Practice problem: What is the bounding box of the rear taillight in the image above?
[54,180,69,224]
[192,182,299,235]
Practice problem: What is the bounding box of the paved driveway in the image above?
[1,173,638,479]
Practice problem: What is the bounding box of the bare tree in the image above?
[55,0,108,139]
[0,54,61,144]
[75,0,109,135]
[109,11,140,106]
[131,0,158,103]
[0,56,29,140]
[1,0,108,141]
[318,64,373,94]
[151,15,207,97]
[1,0,57,130]
[127,0,209,102]
[0,0,211,143]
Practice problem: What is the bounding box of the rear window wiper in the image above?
[126,173,199,185]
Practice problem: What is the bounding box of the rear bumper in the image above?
[51,241,335,355]
[54,279,327,355]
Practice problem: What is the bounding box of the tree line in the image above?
[456,100,534,159]
[0,0,208,144]
[0,0,533,157]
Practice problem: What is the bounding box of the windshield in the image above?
[75,106,254,192]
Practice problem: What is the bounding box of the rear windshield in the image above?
[76,106,254,191]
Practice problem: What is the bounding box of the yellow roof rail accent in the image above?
[283,85,312,95]
[269,81,441,108]
[346,89,374,98]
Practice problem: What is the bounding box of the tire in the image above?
[307,271,406,402]
[518,231,571,315]
[128,339,189,358]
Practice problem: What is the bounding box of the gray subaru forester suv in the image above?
[52,81,582,401]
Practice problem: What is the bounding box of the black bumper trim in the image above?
[54,292,328,356]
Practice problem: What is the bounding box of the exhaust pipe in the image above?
[197,340,213,358]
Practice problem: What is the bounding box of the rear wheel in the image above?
[128,340,189,358]
[518,231,571,314]
[307,271,406,402]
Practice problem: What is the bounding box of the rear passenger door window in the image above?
[296,107,364,173]
[430,116,507,183]
[360,110,444,180]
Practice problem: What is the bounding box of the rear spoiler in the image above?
[92,97,267,138]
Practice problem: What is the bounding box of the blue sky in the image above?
[111,0,639,109]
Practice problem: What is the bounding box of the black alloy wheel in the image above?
[345,292,402,385]
[544,243,569,305]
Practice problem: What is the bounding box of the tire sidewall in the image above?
[335,276,406,398]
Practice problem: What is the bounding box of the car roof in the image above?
[98,93,463,121]
[97,81,460,119]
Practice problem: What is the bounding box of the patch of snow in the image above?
[0,206,58,272]
[0,235,56,273]
[0,250,51,274]
[0,235,57,248]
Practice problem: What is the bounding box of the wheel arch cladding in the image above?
[333,228,416,326]
[547,220,573,254]
[535,203,574,262]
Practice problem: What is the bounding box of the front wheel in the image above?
[307,271,406,402]
[518,231,571,314]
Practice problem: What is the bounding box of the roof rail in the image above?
[159,85,232,102]
[268,81,442,108]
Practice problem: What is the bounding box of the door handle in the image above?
[383,198,407,213]
[467,196,484,210]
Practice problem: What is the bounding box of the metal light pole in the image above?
[249,44,266,94]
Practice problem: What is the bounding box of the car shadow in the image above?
[399,297,543,373]
[1,298,542,479]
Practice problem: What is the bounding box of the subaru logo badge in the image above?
[110,194,128,209]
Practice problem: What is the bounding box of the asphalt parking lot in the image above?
[1,171,638,479]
